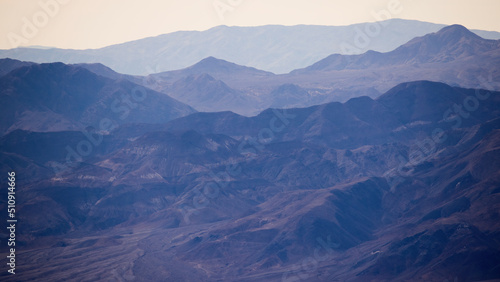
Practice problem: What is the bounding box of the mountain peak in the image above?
[434,24,482,40]
[200,56,219,62]
[405,24,494,48]
[0,58,35,76]
[298,24,500,73]
[172,56,273,77]
[395,24,499,63]
[190,56,236,70]
[440,24,474,33]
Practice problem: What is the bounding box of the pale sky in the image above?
[1,0,499,50]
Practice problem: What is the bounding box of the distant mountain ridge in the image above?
[295,24,500,72]
[145,25,500,115]
[148,56,273,90]
[2,25,499,117]
[166,73,261,114]
[0,62,195,135]
[1,19,500,75]
[1,80,500,281]
[177,56,273,76]
[0,58,35,76]
[160,80,500,144]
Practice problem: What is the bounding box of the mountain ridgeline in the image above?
[148,24,500,115]
[2,24,500,116]
[1,78,500,281]
[1,19,500,75]
[0,22,499,281]
[0,62,195,135]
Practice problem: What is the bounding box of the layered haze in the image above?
[1,19,500,75]
[0,6,500,282]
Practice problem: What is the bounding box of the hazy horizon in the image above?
[4,19,498,51]
[2,2,500,281]
[1,0,500,50]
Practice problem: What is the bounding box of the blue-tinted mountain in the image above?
[5,24,497,117]
[163,73,262,115]
[167,56,273,77]
[0,58,35,76]
[1,19,500,75]
[162,81,500,145]
[295,24,500,72]
[0,62,195,134]
[268,84,314,108]
[1,81,499,281]
[136,25,500,115]
[72,62,140,82]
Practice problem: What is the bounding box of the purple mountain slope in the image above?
[1,80,500,281]
[0,63,195,135]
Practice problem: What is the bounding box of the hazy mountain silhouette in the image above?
[1,19,500,282]
[0,58,35,76]
[1,80,499,281]
[0,63,195,135]
[1,19,500,75]
[148,56,274,88]
[171,56,273,76]
[164,73,261,115]
[5,25,497,117]
[295,24,500,72]
[144,25,500,114]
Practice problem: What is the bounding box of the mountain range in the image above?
[0,62,195,135]
[1,79,500,281]
[1,19,500,75]
[2,24,499,117]
[146,24,500,115]
[294,24,500,71]
[0,21,500,282]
